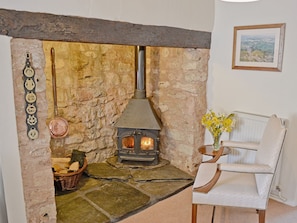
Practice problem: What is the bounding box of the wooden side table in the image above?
[198,145,230,163]
[199,145,230,157]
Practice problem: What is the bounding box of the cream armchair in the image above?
[192,115,287,223]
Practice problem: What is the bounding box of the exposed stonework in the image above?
[146,47,208,173]
[11,39,208,222]
[43,42,135,163]
[11,39,56,223]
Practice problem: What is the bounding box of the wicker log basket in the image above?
[54,158,88,191]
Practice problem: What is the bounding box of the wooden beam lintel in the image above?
[0,8,211,49]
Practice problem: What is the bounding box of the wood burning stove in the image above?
[115,46,162,165]
[115,98,161,165]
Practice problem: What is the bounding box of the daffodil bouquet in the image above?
[201,110,235,150]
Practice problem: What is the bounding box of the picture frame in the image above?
[232,23,286,71]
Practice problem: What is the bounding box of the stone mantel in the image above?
[0,8,211,49]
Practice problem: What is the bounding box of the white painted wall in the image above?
[208,0,297,206]
[0,154,8,223]
[0,36,26,223]
[0,1,214,222]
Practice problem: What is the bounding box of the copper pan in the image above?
[48,47,69,138]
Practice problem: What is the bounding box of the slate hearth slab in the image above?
[131,164,194,182]
[134,180,193,201]
[87,157,193,182]
[56,177,150,223]
[86,181,150,220]
[56,195,109,223]
[86,162,131,180]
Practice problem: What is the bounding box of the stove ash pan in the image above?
[117,128,160,165]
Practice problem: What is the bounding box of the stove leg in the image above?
[118,155,122,163]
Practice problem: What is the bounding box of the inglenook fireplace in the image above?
[1,8,210,223]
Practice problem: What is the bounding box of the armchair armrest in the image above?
[193,163,221,193]
[218,163,273,174]
[222,140,260,151]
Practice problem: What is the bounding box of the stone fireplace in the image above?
[1,8,209,223]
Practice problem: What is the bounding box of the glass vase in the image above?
[212,133,222,151]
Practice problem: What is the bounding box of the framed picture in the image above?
[232,23,286,71]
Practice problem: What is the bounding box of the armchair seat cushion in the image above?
[193,168,267,209]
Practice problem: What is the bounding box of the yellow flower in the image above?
[201,110,235,137]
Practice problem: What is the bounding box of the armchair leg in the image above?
[192,204,197,223]
[258,210,265,223]
[211,206,216,223]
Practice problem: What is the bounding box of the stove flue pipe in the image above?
[134,46,146,99]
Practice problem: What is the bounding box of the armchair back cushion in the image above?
[255,115,286,197]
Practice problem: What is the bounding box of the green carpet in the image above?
[55,157,193,223]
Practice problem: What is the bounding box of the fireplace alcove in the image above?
[2,8,210,222]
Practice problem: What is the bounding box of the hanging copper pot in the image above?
[48,47,69,138]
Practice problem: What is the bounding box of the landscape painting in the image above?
[232,23,285,71]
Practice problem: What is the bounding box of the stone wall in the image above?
[146,47,208,173]
[11,39,57,223]
[11,39,208,222]
[43,42,135,163]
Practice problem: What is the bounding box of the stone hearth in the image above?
[54,157,193,223]
[4,9,209,223]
